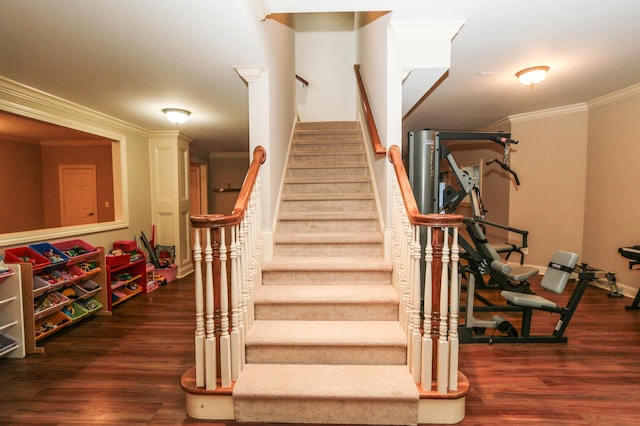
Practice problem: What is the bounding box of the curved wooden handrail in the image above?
[388,145,463,227]
[190,146,267,228]
[354,64,386,158]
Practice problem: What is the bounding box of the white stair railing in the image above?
[190,146,266,391]
[388,145,463,394]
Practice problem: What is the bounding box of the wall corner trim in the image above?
[509,103,588,123]
[587,82,640,110]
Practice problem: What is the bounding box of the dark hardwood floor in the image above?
[1,274,639,425]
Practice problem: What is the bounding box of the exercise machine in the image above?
[618,245,640,309]
[460,250,592,344]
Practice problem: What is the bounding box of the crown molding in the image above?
[509,103,588,123]
[234,66,266,86]
[0,76,149,138]
[587,82,640,110]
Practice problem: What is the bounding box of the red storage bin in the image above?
[3,246,51,271]
[53,239,99,263]
[113,240,137,252]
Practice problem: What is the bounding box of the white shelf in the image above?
[0,264,25,358]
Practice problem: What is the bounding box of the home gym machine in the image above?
[618,245,640,309]
[408,130,533,293]
[460,251,601,343]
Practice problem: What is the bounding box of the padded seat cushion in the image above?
[504,264,539,282]
[500,290,558,309]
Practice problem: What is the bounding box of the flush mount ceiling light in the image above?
[162,108,191,124]
[515,66,550,87]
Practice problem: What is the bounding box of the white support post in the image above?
[437,230,450,394]
[421,225,433,389]
[193,229,205,387]
[219,228,231,388]
[409,224,422,382]
[230,225,242,380]
[448,226,460,391]
[204,229,217,390]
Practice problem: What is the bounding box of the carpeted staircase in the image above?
[232,121,420,425]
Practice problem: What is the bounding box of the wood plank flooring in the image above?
[1,274,639,425]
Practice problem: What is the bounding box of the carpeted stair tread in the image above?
[290,148,364,155]
[263,256,391,271]
[286,161,367,170]
[245,320,406,347]
[254,284,398,304]
[281,192,374,200]
[234,363,418,401]
[274,231,382,244]
[278,211,378,221]
[285,175,370,183]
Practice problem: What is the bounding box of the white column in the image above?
[149,131,194,277]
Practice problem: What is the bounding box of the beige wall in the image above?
[584,88,640,290]
[509,107,589,266]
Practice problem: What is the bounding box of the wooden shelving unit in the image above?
[106,250,146,311]
[17,245,107,355]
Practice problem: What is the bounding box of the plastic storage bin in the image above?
[0,334,18,358]
[3,247,51,271]
[29,242,69,266]
[154,264,177,283]
[53,239,99,264]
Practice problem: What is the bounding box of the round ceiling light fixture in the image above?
[162,108,191,124]
[515,66,550,87]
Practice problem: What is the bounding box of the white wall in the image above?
[295,13,357,122]
[236,6,297,256]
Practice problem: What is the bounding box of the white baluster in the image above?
[193,229,205,387]
[204,229,217,390]
[219,228,231,387]
[437,229,450,394]
[448,226,460,391]
[421,225,433,389]
[230,225,242,379]
[409,224,422,382]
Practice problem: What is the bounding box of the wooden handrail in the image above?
[388,145,463,227]
[190,146,266,228]
[354,64,386,158]
[295,74,309,87]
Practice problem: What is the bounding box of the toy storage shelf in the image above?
[0,265,26,359]
[106,250,147,311]
[15,244,108,355]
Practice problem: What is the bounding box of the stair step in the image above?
[281,192,374,201]
[291,140,363,151]
[262,256,392,285]
[245,320,407,365]
[294,121,360,130]
[233,364,418,425]
[284,175,370,184]
[254,284,398,320]
[274,231,382,244]
[273,231,382,256]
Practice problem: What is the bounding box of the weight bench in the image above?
[460,218,538,293]
[461,250,591,344]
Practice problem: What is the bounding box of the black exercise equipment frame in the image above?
[459,268,594,344]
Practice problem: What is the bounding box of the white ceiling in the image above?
[1,1,639,153]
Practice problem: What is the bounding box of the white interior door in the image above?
[59,165,98,226]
